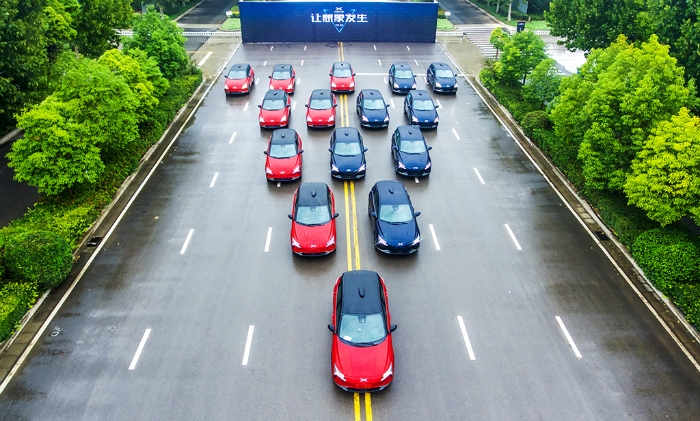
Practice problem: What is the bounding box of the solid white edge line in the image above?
[457,316,476,360]
[197,51,212,67]
[451,128,460,140]
[356,73,388,76]
[504,224,522,251]
[243,102,249,111]
[556,316,582,359]
[180,229,195,254]
[0,41,243,396]
[242,325,255,365]
[429,224,441,251]
[440,44,700,373]
[128,329,152,370]
[264,227,273,252]
[229,131,237,144]
[474,168,485,184]
[209,172,219,188]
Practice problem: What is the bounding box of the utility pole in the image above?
[508,1,512,21]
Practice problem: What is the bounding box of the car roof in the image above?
[333,128,361,143]
[273,64,293,72]
[333,61,352,69]
[410,90,432,100]
[264,90,286,100]
[431,62,452,69]
[374,180,410,205]
[396,125,424,140]
[360,89,383,99]
[271,129,297,144]
[310,89,332,99]
[297,182,330,206]
[229,63,248,71]
[341,270,382,314]
[393,63,413,71]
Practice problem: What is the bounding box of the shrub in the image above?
[590,192,659,245]
[521,111,551,136]
[230,4,240,18]
[631,227,700,288]
[4,231,73,290]
[0,282,39,342]
[662,281,700,328]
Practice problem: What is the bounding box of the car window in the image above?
[395,70,413,78]
[363,99,386,110]
[338,313,386,345]
[435,69,454,78]
[310,98,332,109]
[399,139,427,154]
[333,68,352,77]
[412,99,434,111]
[272,70,292,79]
[228,70,247,78]
[334,142,362,156]
[263,99,286,110]
[379,204,413,224]
[295,205,331,226]
[269,143,297,158]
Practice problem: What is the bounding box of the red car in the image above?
[329,270,396,392]
[330,61,355,93]
[269,64,296,93]
[224,63,255,95]
[306,89,337,128]
[288,182,338,256]
[264,129,303,181]
[259,90,291,128]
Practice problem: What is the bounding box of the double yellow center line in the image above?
[338,41,373,421]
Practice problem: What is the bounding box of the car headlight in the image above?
[292,166,300,174]
[307,116,313,122]
[411,116,418,122]
[349,81,355,87]
[435,82,442,88]
[291,238,300,248]
[242,83,248,89]
[326,236,335,247]
[393,82,399,88]
[281,115,287,122]
[331,164,339,171]
[398,161,406,169]
[411,235,420,245]
[381,363,393,381]
[383,115,390,122]
[265,166,273,174]
[358,164,366,171]
[362,115,369,122]
[331,82,337,88]
[376,235,388,246]
[425,161,431,169]
[259,116,265,122]
[334,364,346,381]
[329,114,335,121]
[287,83,293,89]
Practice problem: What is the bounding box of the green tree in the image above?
[545,0,652,51]
[494,30,547,84]
[489,28,510,60]
[8,97,104,195]
[522,58,561,108]
[576,35,696,192]
[71,0,132,58]
[126,48,169,97]
[624,108,700,225]
[43,0,77,60]
[124,9,189,79]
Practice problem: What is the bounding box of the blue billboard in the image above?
[239,1,438,43]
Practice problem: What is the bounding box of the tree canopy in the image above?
[522,58,561,109]
[493,30,547,85]
[72,0,133,58]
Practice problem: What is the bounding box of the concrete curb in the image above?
[0,128,22,147]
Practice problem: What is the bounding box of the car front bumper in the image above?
[396,167,431,177]
[375,241,420,254]
[333,374,392,392]
[331,168,366,179]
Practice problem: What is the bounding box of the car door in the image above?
[392,131,400,163]
[427,64,435,86]
[388,65,395,86]
[404,92,412,117]
[356,92,363,115]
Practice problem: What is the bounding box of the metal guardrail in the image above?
[117,30,241,37]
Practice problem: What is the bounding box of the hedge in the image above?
[631,228,700,287]
[4,231,73,290]
[0,282,39,342]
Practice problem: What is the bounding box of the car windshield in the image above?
[363,99,386,110]
[379,204,413,224]
[395,70,413,79]
[228,70,247,79]
[295,205,331,226]
[412,99,434,111]
[263,99,285,110]
[269,143,297,158]
[334,142,362,156]
[338,313,386,345]
[399,140,427,154]
[272,70,292,80]
[333,68,352,77]
[435,69,454,78]
[310,98,332,109]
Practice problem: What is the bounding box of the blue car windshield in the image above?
[363,99,386,110]
[379,204,413,224]
[334,142,362,156]
[395,70,413,78]
[399,140,427,154]
[338,313,386,345]
[412,99,434,111]
[435,69,454,78]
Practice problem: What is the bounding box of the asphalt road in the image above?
[437,0,496,25]
[0,41,699,421]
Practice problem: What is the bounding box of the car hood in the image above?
[411,108,438,121]
[362,108,388,121]
[270,78,293,89]
[332,76,354,85]
[308,108,334,120]
[266,155,299,174]
[332,153,364,171]
[436,76,457,86]
[394,77,414,88]
[397,151,429,169]
[291,220,334,245]
[260,108,287,120]
[333,335,393,378]
[378,219,419,245]
[226,78,248,88]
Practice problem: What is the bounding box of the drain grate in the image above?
[87,237,103,247]
[594,231,609,241]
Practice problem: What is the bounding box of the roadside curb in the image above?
[0,128,22,147]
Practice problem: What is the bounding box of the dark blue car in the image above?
[356,89,390,128]
[368,181,421,254]
[391,125,432,177]
[388,63,416,94]
[403,90,439,129]
[426,62,458,93]
[329,128,367,179]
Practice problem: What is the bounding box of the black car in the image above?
[391,126,432,177]
[426,62,458,93]
[388,63,416,94]
[356,89,390,128]
[368,180,421,254]
[403,90,439,129]
[329,128,368,179]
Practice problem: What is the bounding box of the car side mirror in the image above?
[268,75,272,78]
[328,148,333,152]
[333,104,338,107]
[329,73,333,76]
[299,149,304,154]
[363,148,368,152]
[328,324,335,333]
[390,325,397,332]
[286,104,290,107]
[414,211,421,217]
[370,211,377,218]
[305,104,309,108]
[352,73,356,76]
[386,104,391,108]
[427,146,432,150]
[332,213,340,219]
[258,105,262,108]
[435,105,439,109]
[392,145,398,150]
[288,214,293,220]
[292,75,296,78]
[263,151,268,155]
[224,76,229,79]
